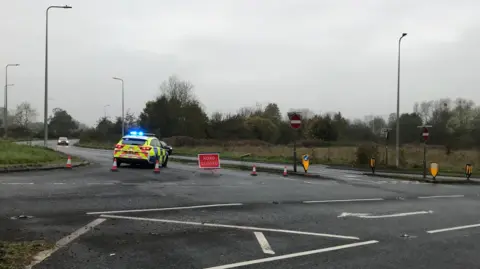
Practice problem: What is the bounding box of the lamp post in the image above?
[4,64,19,138]
[395,32,407,167]
[44,5,72,147]
[112,77,124,136]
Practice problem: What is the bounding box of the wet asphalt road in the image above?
[2,143,480,268]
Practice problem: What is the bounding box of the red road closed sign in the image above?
[198,153,221,169]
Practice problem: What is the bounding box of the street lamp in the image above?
[4,64,19,138]
[44,5,72,147]
[395,32,407,168]
[112,77,124,136]
[104,104,110,118]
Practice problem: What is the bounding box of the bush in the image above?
[355,143,379,166]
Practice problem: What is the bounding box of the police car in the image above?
[113,131,168,168]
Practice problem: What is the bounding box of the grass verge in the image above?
[0,240,52,269]
[0,140,81,168]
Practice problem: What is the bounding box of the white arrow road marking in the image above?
[338,211,433,219]
[254,232,275,255]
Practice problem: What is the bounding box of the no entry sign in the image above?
[422,127,429,141]
[289,113,302,129]
[198,153,220,169]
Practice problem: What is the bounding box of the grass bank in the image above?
[0,240,52,269]
[0,140,79,168]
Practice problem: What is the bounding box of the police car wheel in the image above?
[162,156,168,168]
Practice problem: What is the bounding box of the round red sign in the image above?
[290,114,302,129]
[422,127,429,141]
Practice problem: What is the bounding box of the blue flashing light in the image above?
[138,131,144,136]
[129,131,138,136]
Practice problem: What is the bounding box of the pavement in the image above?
[2,141,480,268]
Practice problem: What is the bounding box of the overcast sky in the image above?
[1,0,479,126]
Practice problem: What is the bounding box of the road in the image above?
[2,142,480,268]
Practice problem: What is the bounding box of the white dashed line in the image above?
[100,214,360,240]
[418,195,464,199]
[2,182,34,185]
[427,223,480,234]
[303,198,384,204]
[203,240,379,269]
[254,232,275,255]
[26,218,106,269]
[87,203,243,215]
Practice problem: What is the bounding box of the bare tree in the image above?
[13,102,37,129]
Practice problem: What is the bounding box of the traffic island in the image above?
[364,172,480,185]
[170,157,336,180]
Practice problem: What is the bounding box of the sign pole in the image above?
[423,141,427,179]
[381,128,392,166]
[418,125,432,179]
[293,136,297,173]
[288,112,302,173]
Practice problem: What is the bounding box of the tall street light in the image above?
[395,32,407,168]
[44,5,72,147]
[4,64,19,138]
[112,77,125,136]
[104,104,110,118]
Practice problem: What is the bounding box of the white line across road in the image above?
[427,223,480,234]
[418,195,465,199]
[26,218,106,269]
[204,240,379,269]
[1,182,34,185]
[100,214,360,240]
[303,198,384,204]
[87,203,243,215]
[253,232,275,255]
[338,210,433,219]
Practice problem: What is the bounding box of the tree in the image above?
[13,102,37,129]
[263,103,282,122]
[308,114,338,141]
[48,108,79,137]
[139,75,208,138]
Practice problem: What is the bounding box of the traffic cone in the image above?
[283,166,288,177]
[66,156,72,169]
[250,165,257,176]
[153,159,160,174]
[111,158,118,172]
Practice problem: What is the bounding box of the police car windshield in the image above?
[121,138,146,145]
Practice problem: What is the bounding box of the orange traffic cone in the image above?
[111,158,118,172]
[251,165,257,176]
[66,156,72,169]
[283,166,288,177]
[153,159,160,174]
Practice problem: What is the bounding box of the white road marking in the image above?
[427,223,480,234]
[26,218,106,269]
[203,240,379,269]
[338,210,433,219]
[52,182,65,185]
[87,203,243,215]
[254,232,275,255]
[418,195,464,199]
[87,182,116,185]
[2,182,34,185]
[303,198,384,204]
[100,214,360,240]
